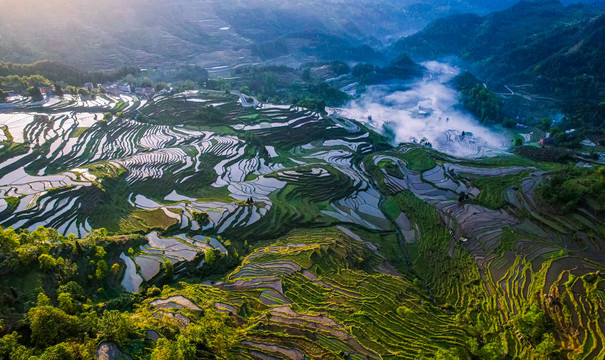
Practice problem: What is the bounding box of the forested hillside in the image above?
[394,0,605,131]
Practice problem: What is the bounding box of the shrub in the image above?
[192,210,210,225]
[38,254,57,272]
[396,305,413,317]
[111,263,120,276]
[96,260,108,280]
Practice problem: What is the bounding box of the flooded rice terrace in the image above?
[0,84,514,292]
[0,90,401,291]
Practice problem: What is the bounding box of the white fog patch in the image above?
[335,62,509,158]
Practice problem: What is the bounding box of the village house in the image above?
[84,82,94,92]
[39,86,53,97]
[136,87,155,99]
[143,87,155,98]
[539,137,554,146]
[105,84,120,96]
[118,83,132,93]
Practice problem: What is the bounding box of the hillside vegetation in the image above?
[394,0,605,131]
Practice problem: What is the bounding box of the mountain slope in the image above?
[393,0,605,127]
[0,0,567,71]
[393,0,603,82]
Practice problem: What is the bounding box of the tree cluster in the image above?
[538,166,605,213]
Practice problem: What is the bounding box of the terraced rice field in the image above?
[367,146,605,359]
[0,92,383,290]
[141,228,469,359]
[3,92,605,359]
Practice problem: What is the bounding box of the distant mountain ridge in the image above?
[0,0,583,71]
[392,0,605,128]
[392,0,603,86]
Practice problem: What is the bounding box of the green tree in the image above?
[396,305,413,317]
[37,292,51,306]
[479,337,506,360]
[240,85,251,95]
[141,77,154,88]
[25,86,43,102]
[536,333,558,359]
[151,338,181,360]
[146,285,161,297]
[263,74,277,96]
[296,98,325,113]
[178,80,196,91]
[151,336,195,360]
[0,89,7,102]
[514,305,548,343]
[0,228,20,252]
[434,348,457,360]
[95,246,107,259]
[330,61,350,75]
[38,254,57,272]
[163,260,174,279]
[96,259,108,280]
[195,105,224,125]
[0,332,34,360]
[185,312,240,356]
[502,118,516,128]
[57,292,75,314]
[538,117,552,131]
[28,306,82,347]
[205,249,216,266]
[57,281,85,301]
[352,63,375,79]
[192,210,210,225]
[124,74,136,89]
[39,342,80,360]
[53,83,64,97]
[57,259,78,282]
[97,310,136,345]
[302,67,312,81]
[17,245,41,265]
